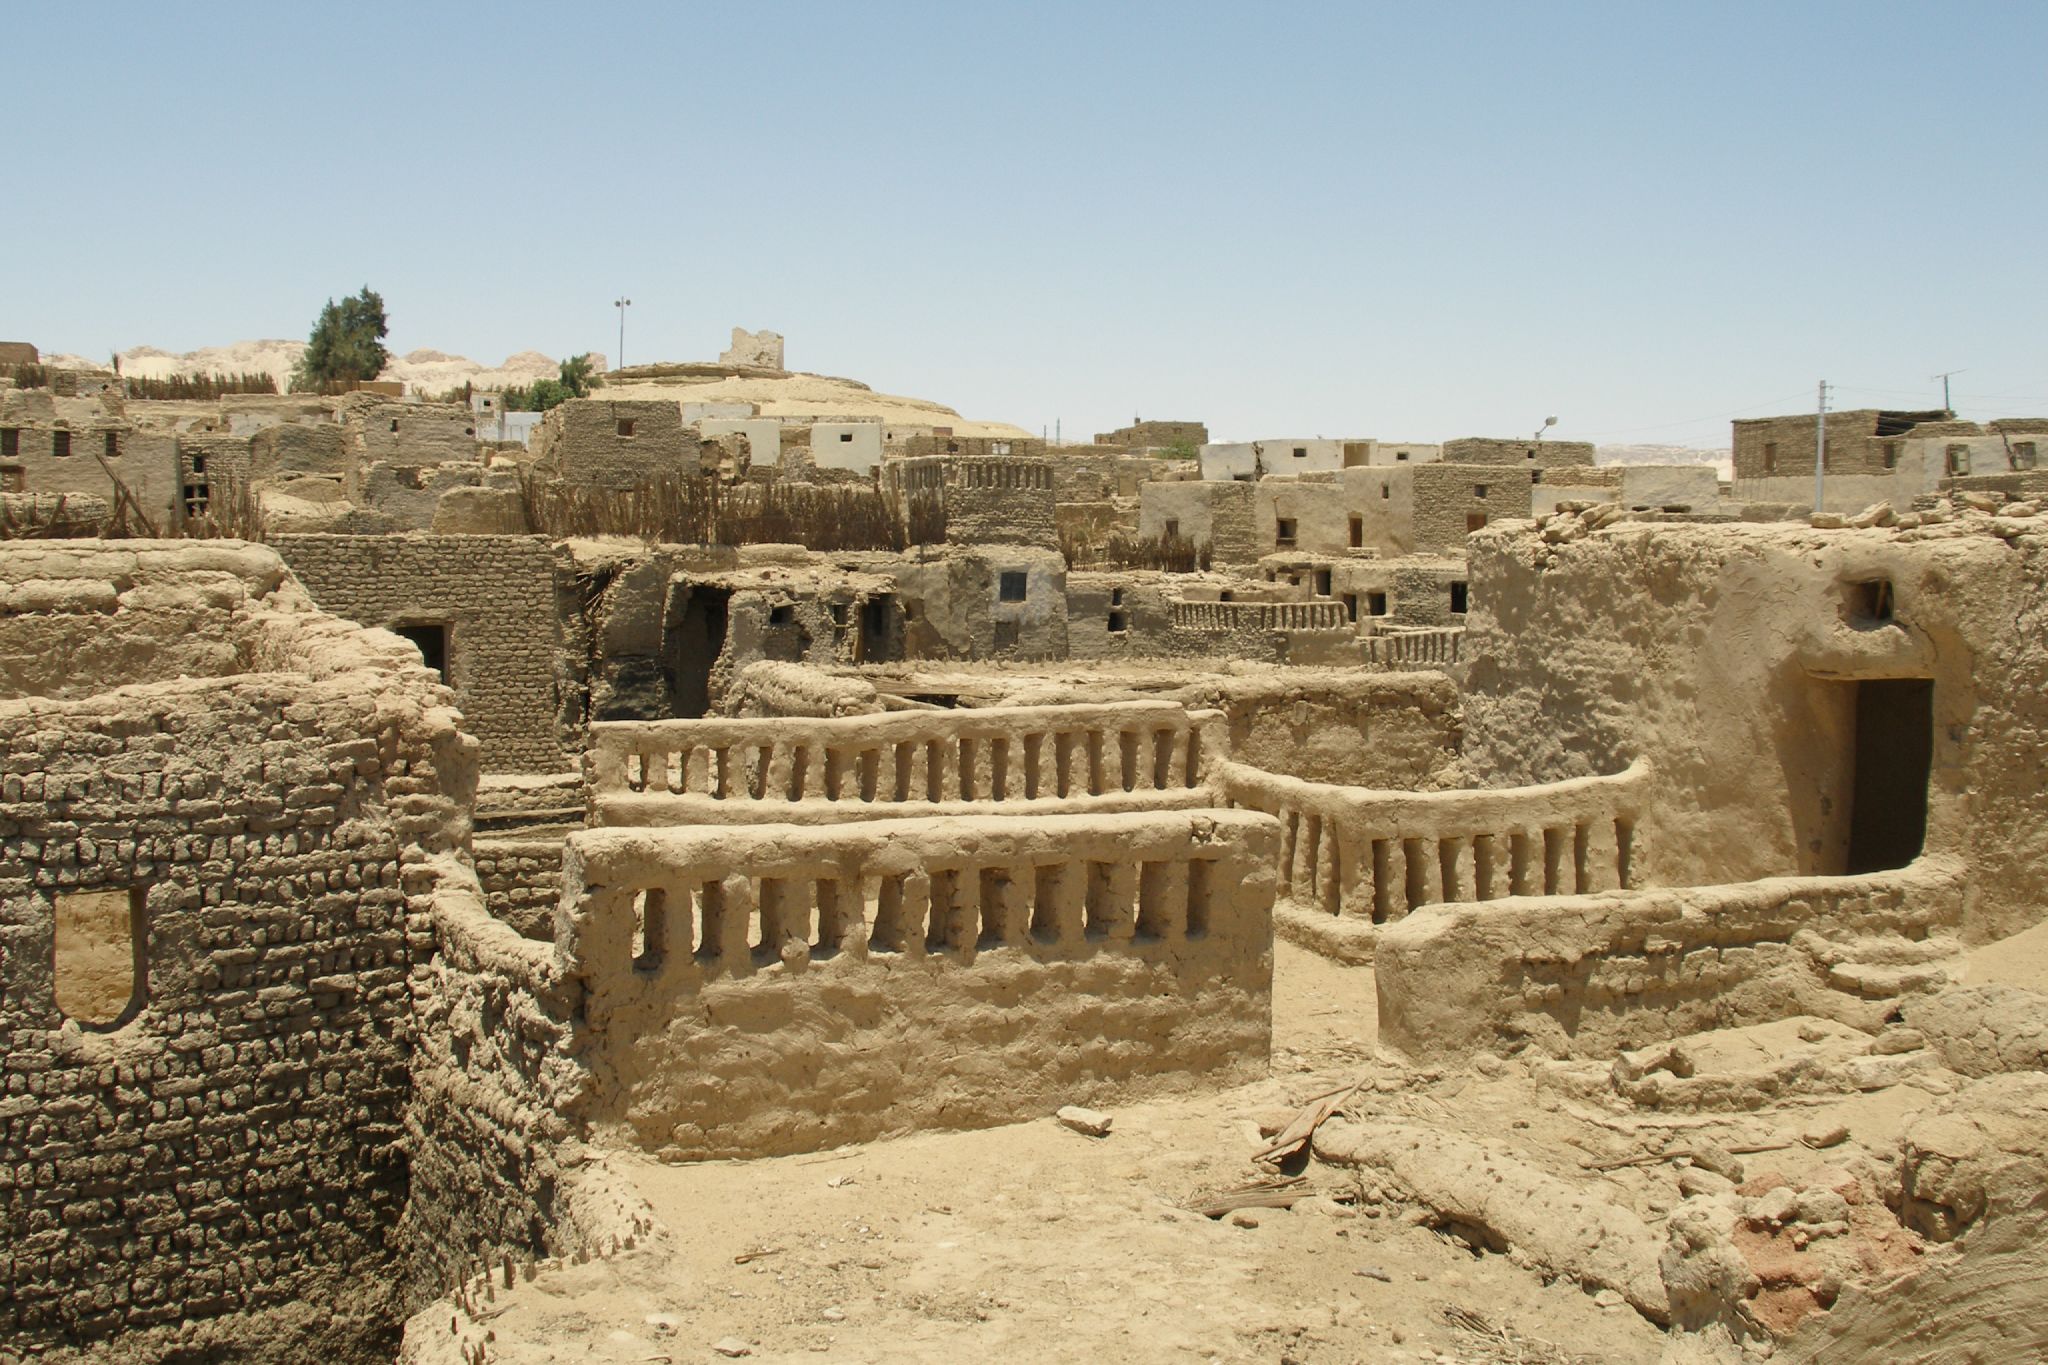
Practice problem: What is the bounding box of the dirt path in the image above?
[418,944,1666,1363]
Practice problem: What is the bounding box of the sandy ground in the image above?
[421,945,1672,1364]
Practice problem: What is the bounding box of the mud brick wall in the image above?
[531,399,690,489]
[0,618,471,1355]
[940,457,1059,549]
[271,534,568,773]
[1410,464,1532,553]
[472,838,565,942]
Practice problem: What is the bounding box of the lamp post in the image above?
[1532,415,1558,442]
[614,297,632,372]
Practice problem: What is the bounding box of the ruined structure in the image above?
[6,331,2048,1364]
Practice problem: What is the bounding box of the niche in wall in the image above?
[53,887,146,1029]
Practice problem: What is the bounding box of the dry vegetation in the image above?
[518,469,941,552]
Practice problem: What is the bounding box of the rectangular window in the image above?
[1847,578,1894,624]
[1275,517,1297,547]
[1474,484,1488,498]
[1110,587,1123,606]
[999,571,1028,602]
[1883,441,1900,469]
[104,431,120,458]
[2015,442,2039,471]
[1163,519,1180,539]
[1292,446,1307,458]
[1367,590,1388,616]
[54,887,145,1029]
[1450,581,1469,613]
[1380,485,1390,500]
[840,432,854,442]
[769,604,796,625]
[52,430,71,458]
[191,455,208,475]
[1395,452,1408,461]
[1467,513,1489,533]
[1947,444,1970,476]
[1108,610,1128,632]
[829,602,850,626]
[1342,592,1359,622]
[1348,515,1363,548]
[1314,568,1332,596]
[0,428,16,458]
[1763,441,1778,474]
[617,419,637,437]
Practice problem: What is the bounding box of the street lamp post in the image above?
[614,297,632,371]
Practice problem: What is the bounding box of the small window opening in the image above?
[1946,444,1970,476]
[1342,592,1359,622]
[1380,485,1390,500]
[2015,442,2039,471]
[1848,578,1894,624]
[829,602,850,626]
[54,887,145,1029]
[1450,581,1469,613]
[52,430,72,458]
[393,622,449,679]
[1764,441,1778,475]
[1348,515,1363,548]
[1883,441,1900,470]
[182,486,209,517]
[190,455,207,475]
[617,419,636,437]
[839,432,854,442]
[1367,590,1387,616]
[390,419,400,433]
[1467,513,1489,533]
[1525,448,1537,460]
[769,604,796,625]
[998,571,1028,602]
[1110,587,1123,606]
[104,431,119,458]
[1219,590,1235,602]
[946,441,959,453]
[1275,517,1297,548]
[0,428,16,458]
[1292,446,1307,458]
[1163,518,1180,539]
[1395,451,1409,461]
[1314,568,1332,596]
[1108,610,1128,632]
[1474,484,1488,498]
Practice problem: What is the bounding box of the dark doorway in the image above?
[393,622,449,681]
[669,586,731,719]
[858,595,896,662]
[1844,677,1933,874]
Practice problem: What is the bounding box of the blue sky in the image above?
[6,2,2044,446]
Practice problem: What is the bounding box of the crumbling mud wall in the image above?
[0,541,473,1361]
[1175,671,1463,788]
[272,533,570,773]
[555,809,1277,1160]
[1373,857,1967,1059]
[1460,511,2048,941]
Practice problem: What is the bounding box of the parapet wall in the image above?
[556,809,1277,1159]
[1374,857,1967,1060]
[589,700,1221,825]
[1218,758,1649,931]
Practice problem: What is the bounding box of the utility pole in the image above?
[1813,380,1830,515]
[614,296,632,371]
[1931,369,1964,414]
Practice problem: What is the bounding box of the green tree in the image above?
[502,353,600,412]
[293,286,390,391]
